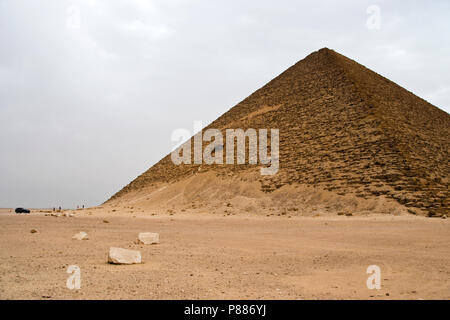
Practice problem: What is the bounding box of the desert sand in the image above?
[0,208,449,300]
[1,49,448,300]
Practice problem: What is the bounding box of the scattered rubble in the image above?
[72,231,89,240]
[108,247,142,265]
[137,232,160,245]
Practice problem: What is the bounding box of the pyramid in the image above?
[107,48,449,217]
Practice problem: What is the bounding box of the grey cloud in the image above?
[0,0,448,208]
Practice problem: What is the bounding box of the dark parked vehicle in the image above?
[15,208,30,214]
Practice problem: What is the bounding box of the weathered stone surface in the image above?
[106,48,450,217]
[108,247,142,265]
[138,232,160,245]
[72,231,89,240]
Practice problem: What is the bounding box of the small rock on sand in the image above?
[72,231,89,240]
[138,232,160,245]
[108,247,142,265]
[30,229,37,233]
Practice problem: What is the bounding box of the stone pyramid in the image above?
[107,48,449,217]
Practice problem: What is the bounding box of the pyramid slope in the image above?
[107,48,449,216]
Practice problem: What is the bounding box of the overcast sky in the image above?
[0,0,449,208]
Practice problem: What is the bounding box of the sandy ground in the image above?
[0,208,449,300]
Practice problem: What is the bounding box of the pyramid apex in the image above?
[316,47,337,55]
[300,47,339,62]
[294,47,340,67]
